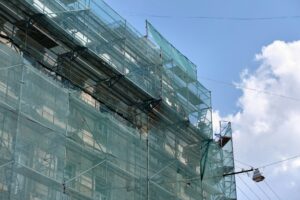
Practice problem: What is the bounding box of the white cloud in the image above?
[211,110,222,134]
[214,40,300,199]
[291,159,300,169]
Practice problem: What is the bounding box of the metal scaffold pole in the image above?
[8,63,24,199]
[146,115,150,200]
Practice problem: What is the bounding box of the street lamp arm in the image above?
[223,168,254,177]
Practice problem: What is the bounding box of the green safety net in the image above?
[9,0,212,136]
[146,21,197,82]
[23,0,162,98]
[0,43,235,199]
[0,0,236,199]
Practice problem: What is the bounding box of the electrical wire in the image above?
[126,13,300,21]
[236,154,300,170]
[235,164,245,170]
[259,154,300,168]
[235,159,254,168]
[198,76,300,103]
[237,185,251,200]
[264,180,282,200]
[237,175,262,200]
[255,183,272,200]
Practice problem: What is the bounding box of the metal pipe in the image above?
[223,168,254,177]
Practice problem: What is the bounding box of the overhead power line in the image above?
[259,154,300,168]
[235,154,300,169]
[198,76,300,103]
[126,13,300,21]
[255,183,272,200]
[237,185,251,200]
[238,175,262,200]
[264,180,282,200]
[235,159,254,168]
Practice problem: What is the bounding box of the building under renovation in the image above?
[0,0,236,199]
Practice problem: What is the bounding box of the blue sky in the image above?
[105,0,300,115]
[104,0,300,199]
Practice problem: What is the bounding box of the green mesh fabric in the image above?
[0,43,235,200]
[146,21,197,82]
[0,0,236,199]
[24,0,161,98]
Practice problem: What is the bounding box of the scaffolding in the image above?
[0,0,236,199]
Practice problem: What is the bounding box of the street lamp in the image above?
[252,168,265,182]
[223,168,265,183]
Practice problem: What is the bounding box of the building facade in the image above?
[0,0,236,199]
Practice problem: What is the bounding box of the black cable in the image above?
[235,159,254,168]
[259,154,300,168]
[235,164,245,170]
[236,154,300,170]
[126,13,300,21]
[237,185,252,200]
[238,175,262,200]
[198,76,300,102]
[255,183,272,200]
[264,180,282,200]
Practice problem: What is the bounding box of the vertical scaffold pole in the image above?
[146,115,150,200]
[9,63,25,199]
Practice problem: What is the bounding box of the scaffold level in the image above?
[0,0,237,199]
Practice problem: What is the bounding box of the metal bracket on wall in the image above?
[58,46,87,62]
[135,98,162,112]
[99,74,124,87]
[56,46,87,73]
